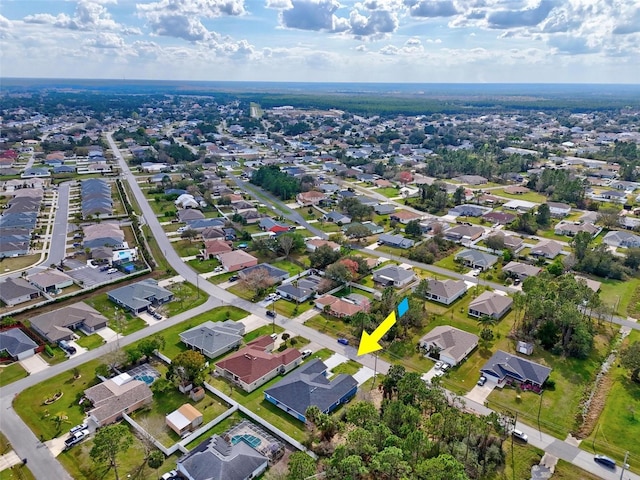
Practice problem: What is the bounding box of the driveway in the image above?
[67,340,87,358]
[238,314,268,332]
[324,353,348,371]
[95,327,118,343]
[465,382,496,404]
[352,366,375,385]
[421,365,445,384]
[65,260,125,287]
[20,354,49,374]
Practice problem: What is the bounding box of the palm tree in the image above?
[477,314,497,329]
[51,411,70,434]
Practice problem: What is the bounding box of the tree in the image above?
[345,223,371,239]
[89,424,133,480]
[286,451,316,480]
[620,341,640,383]
[624,248,640,270]
[147,450,164,479]
[181,229,199,243]
[485,234,505,252]
[125,346,143,365]
[239,267,275,300]
[405,220,422,238]
[309,244,341,269]
[169,350,206,387]
[277,232,305,258]
[414,454,469,480]
[571,231,592,262]
[138,335,165,362]
[382,364,406,399]
[536,203,551,227]
[414,278,431,299]
[325,261,353,284]
[346,401,379,428]
[597,207,621,229]
[453,186,465,206]
[340,197,373,222]
[371,446,412,479]
[50,411,70,434]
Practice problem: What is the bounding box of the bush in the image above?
[543,378,556,390]
[44,345,54,357]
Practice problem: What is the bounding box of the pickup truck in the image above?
[65,429,89,449]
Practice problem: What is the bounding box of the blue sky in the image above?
[1,0,639,83]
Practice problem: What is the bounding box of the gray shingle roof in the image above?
[178,435,267,480]
[0,329,38,358]
[179,320,245,358]
[0,277,40,303]
[455,249,498,268]
[107,279,173,312]
[481,350,551,386]
[373,265,415,283]
[264,359,357,418]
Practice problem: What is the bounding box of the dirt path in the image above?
[576,367,615,439]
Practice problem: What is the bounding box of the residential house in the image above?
[258,217,291,233]
[390,210,422,224]
[231,201,255,213]
[239,263,289,284]
[345,221,384,235]
[603,230,640,248]
[480,350,551,387]
[203,239,233,259]
[486,232,524,252]
[420,278,467,305]
[296,190,326,206]
[374,179,393,188]
[82,222,125,249]
[372,265,416,288]
[107,279,173,314]
[0,277,41,306]
[419,326,478,366]
[305,238,340,252]
[504,186,531,195]
[166,404,203,436]
[468,291,513,319]
[237,210,267,224]
[217,251,259,272]
[180,320,245,359]
[277,275,322,303]
[28,270,74,293]
[503,199,537,212]
[178,209,205,223]
[214,336,302,393]
[575,276,602,293]
[323,211,352,224]
[448,204,491,217]
[0,328,38,360]
[547,202,571,217]
[377,233,414,249]
[30,302,108,343]
[444,225,484,242]
[482,211,517,225]
[84,373,153,427]
[455,249,498,270]
[554,222,599,237]
[530,240,563,259]
[502,262,541,280]
[176,434,268,480]
[264,359,358,422]
[175,194,200,209]
[373,203,396,215]
[599,190,627,203]
[314,295,368,317]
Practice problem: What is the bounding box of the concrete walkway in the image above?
[0,451,22,472]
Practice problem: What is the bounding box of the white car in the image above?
[301,349,313,359]
[434,361,444,370]
[512,429,528,442]
[161,470,178,480]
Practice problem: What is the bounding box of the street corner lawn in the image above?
[272,298,314,318]
[0,463,36,480]
[186,257,220,274]
[14,358,103,441]
[75,333,105,350]
[0,362,28,387]
[164,281,208,317]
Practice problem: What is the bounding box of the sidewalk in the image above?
[0,451,22,472]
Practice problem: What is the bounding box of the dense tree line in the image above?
[526,170,587,206]
[295,366,508,480]
[251,166,301,200]
[518,273,599,359]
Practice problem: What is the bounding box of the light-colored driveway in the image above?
[157,275,184,288]
[138,312,162,326]
[20,354,49,375]
[0,450,22,471]
[95,327,118,343]
[353,366,375,385]
[67,340,87,358]
[324,353,348,371]
[45,435,70,458]
[238,314,268,332]
[465,382,496,404]
[421,366,444,384]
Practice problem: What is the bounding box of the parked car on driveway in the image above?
[434,361,443,370]
[64,429,89,449]
[477,376,487,386]
[301,349,312,359]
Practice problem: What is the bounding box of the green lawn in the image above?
[272,298,314,318]
[330,359,362,376]
[0,463,36,480]
[153,306,249,359]
[583,331,640,473]
[184,410,245,450]
[165,281,208,317]
[270,259,306,276]
[599,276,640,317]
[209,271,235,285]
[227,284,255,301]
[434,250,468,274]
[494,189,548,203]
[305,314,356,343]
[315,222,342,233]
[15,358,103,441]
[0,362,28,387]
[187,257,220,274]
[58,424,182,480]
[376,245,411,257]
[131,389,230,447]
[173,240,202,258]
[243,324,285,343]
[75,333,104,350]
[374,187,401,198]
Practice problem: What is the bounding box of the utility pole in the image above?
[620,451,629,480]
[537,389,544,441]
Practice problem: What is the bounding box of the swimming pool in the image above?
[231,434,261,448]
[134,374,155,385]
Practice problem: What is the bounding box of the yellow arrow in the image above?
[357,310,396,356]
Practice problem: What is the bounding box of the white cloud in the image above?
[407,0,459,18]
[85,31,125,49]
[349,7,398,38]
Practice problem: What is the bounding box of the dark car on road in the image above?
[266,310,276,318]
[337,338,349,345]
[594,455,616,469]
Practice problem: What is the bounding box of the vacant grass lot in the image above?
[165,281,208,317]
[243,324,285,343]
[374,187,401,198]
[434,249,468,273]
[173,240,202,258]
[0,254,41,273]
[75,333,104,350]
[583,330,640,474]
[0,362,28,387]
[493,189,548,203]
[0,464,36,480]
[599,276,640,317]
[330,359,362,376]
[272,298,314,318]
[186,257,220,274]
